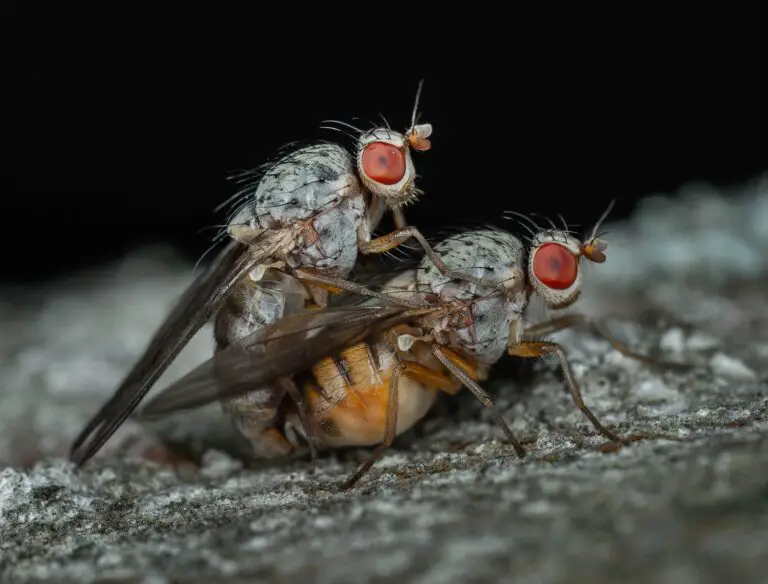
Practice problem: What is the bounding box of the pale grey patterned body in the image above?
[213,270,311,457]
[395,229,531,370]
[229,143,367,276]
[216,122,434,457]
[72,85,625,472]
[269,228,533,458]
[133,220,624,486]
[234,143,356,229]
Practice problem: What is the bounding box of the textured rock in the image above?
[1,175,767,583]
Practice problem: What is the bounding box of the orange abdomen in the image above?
[302,341,440,448]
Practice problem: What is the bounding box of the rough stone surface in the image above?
[1,175,768,583]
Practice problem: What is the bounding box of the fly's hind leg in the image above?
[341,361,406,490]
[225,379,320,465]
[507,340,630,446]
[278,376,320,465]
[292,265,426,311]
[342,354,524,489]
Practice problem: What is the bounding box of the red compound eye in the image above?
[532,243,578,290]
[361,142,406,185]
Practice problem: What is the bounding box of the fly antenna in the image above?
[581,198,616,263]
[589,198,616,243]
[411,78,424,129]
[406,79,432,151]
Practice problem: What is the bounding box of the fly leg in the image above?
[342,358,461,489]
[524,313,683,367]
[507,340,630,446]
[304,285,330,310]
[223,380,320,463]
[341,361,405,490]
[358,226,488,288]
[391,361,463,395]
[431,345,526,457]
[278,376,320,465]
[294,267,428,309]
[341,357,478,489]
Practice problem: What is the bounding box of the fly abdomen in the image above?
[214,269,312,458]
[213,269,310,349]
[301,340,438,448]
[307,342,394,410]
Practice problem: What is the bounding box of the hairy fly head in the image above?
[525,202,613,309]
[355,80,432,208]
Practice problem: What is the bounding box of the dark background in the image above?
[3,41,767,282]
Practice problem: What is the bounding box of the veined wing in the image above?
[70,232,287,466]
[137,304,420,418]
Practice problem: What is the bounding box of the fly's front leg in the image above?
[294,267,428,309]
[358,225,487,288]
[431,345,526,457]
[525,314,689,370]
[507,340,629,446]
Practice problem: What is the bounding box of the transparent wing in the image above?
[70,232,286,466]
[137,305,414,418]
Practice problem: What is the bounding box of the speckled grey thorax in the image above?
[232,143,361,228]
[416,229,530,365]
[288,196,365,274]
[229,142,368,277]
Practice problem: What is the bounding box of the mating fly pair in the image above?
[131,214,634,489]
[68,83,644,488]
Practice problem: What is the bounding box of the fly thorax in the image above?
[227,142,362,234]
[416,229,527,300]
[291,196,365,275]
[412,229,529,362]
[453,295,522,364]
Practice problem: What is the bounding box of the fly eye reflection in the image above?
[360,142,407,185]
[531,242,579,290]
